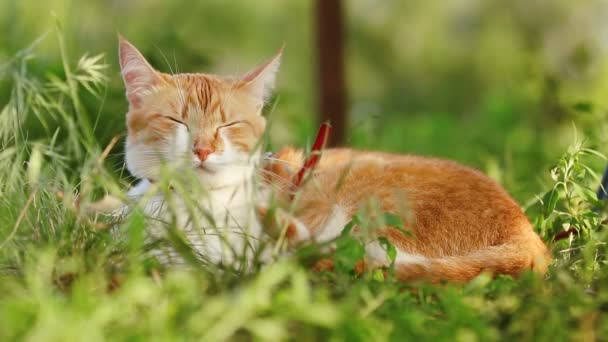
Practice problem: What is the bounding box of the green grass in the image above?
[2,32,608,341]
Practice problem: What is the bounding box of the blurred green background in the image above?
[2,0,608,201]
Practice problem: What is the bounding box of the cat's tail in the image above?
[394,230,551,283]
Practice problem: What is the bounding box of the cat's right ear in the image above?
[238,47,283,108]
[118,35,162,108]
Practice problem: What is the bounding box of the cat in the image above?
[118,36,551,281]
[119,35,272,266]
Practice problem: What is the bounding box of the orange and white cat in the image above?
[119,36,550,281]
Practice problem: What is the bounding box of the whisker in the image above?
[155,45,187,109]
[259,178,290,195]
[259,168,295,188]
[263,156,302,168]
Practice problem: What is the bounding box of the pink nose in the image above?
[193,148,213,162]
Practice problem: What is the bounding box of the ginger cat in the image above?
[118,37,551,282]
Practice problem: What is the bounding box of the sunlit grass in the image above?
[1,32,608,341]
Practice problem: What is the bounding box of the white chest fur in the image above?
[126,179,264,267]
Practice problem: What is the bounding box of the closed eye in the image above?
[218,121,245,129]
[164,116,189,131]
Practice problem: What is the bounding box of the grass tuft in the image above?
[1,32,608,341]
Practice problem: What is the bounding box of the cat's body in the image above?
[118,36,550,282]
[265,148,550,282]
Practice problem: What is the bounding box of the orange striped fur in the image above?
[265,148,551,282]
[119,36,272,184]
[119,37,550,282]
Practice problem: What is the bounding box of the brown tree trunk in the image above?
[315,0,346,147]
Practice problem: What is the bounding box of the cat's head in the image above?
[119,36,281,188]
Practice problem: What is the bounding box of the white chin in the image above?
[195,166,254,189]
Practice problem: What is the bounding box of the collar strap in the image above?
[291,122,332,195]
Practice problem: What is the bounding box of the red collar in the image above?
[290,122,332,195]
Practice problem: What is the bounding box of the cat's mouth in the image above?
[197,164,217,174]
[191,158,217,174]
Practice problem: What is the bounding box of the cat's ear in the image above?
[239,47,283,106]
[118,35,162,108]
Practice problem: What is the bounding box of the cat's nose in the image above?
[193,148,213,162]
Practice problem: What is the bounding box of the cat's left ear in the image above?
[239,47,283,106]
[118,35,163,108]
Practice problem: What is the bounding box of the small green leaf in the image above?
[377,237,396,265]
[383,212,403,229]
[543,189,559,216]
[340,213,360,237]
[372,269,385,282]
[334,236,365,274]
[383,212,412,237]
